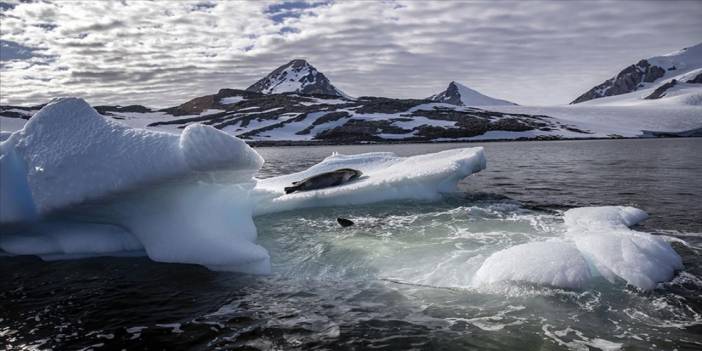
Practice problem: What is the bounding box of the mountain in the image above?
[1,92,587,144]
[571,43,702,104]
[429,81,516,106]
[246,59,348,97]
[143,94,578,143]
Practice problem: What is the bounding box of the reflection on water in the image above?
[2,138,702,350]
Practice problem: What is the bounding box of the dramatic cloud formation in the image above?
[0,0,700,107]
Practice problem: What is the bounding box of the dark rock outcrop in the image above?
[688,73,702,84]
[431,81,463,105]
[94,105,152,115]
[645,79,677,100]
[572,60,666,104]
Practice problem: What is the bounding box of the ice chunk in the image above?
[0,140,37,223]
[253,148,486,215]
[565,206,683,290]
[180,124,263,175]
[472,206,683,291]
[3,97,263,214]
[112,182,270,274]
[563,206,649,230]
[472,241,592,289]
[0,98,268,274]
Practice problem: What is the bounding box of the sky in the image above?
[0,0,700,107]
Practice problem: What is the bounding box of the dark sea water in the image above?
[2,138,701,350]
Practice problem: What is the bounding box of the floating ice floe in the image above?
[252,148,487,215]
[472,206,683,291]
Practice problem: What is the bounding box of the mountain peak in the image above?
[246,59,347,97]
[430,81,516,106]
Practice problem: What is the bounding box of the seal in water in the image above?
[284,168,363,194]
[337,217,354,227]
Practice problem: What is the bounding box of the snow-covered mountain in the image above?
[572,43,702,105]
[2,49,700,144]
[246,59,347,97]
[1,93,588,143]
[429,81,516,106]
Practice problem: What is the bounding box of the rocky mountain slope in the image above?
[246,59,347,97]
[572,43,702,105]
[429,81,516,106]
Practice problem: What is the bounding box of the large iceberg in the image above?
[0,98,269,273]
[0,98,487,274]
[472,206,683,291]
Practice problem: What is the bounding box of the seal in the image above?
[337,217,355,227]
[284,168,363,194]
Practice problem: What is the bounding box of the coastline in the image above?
[246,134,701,147]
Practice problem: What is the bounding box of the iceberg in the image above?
[0,98,269,273]
[472,241,592,290]
[565,206,683,291]
[0,98,487,273]
[252,149,487,215]
[472,206,683,291]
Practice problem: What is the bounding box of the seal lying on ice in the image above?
[284,168,363,194]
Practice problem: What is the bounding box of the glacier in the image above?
[0,98,683,290]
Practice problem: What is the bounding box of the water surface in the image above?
[2,138,701,350]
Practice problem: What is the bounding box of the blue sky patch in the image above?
[0,40,35,61]
[264,1,328,23]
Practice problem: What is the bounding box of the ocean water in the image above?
[2,138,701,350]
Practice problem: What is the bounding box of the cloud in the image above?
[0,0,700,107]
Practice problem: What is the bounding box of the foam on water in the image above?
[257,202,683,291]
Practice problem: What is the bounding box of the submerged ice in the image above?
[0,98,684,290]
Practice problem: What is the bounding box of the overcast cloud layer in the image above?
[0,0,700,107]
